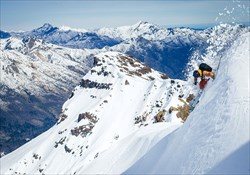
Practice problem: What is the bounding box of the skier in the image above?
[193,63,215,89]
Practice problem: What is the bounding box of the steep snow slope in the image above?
[0,52,194,174]
[125,31,250,174]
[0,37,97,154]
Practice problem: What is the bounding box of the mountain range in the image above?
[1,21,212,79]
[0,21,249,171]
[0,22,249,174]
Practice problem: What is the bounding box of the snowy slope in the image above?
[1,37,95,92]
[124,31,250,174]
[0,51,194,174]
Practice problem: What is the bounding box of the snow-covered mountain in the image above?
[1,23,249,174]
[96,22,247,79]
[0,37,98,154]
[97,21,211,79]
[0,51,195,174]
[1,21,249,171]
[10,23,121,49]
[125,30,250,175]
[97,21,208,42]
[1,21,213,155]
[6,22,212,79]
[97,21,169,40]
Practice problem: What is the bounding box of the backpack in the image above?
[199,63,212,72]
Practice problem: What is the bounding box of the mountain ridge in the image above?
[0,51,194,174]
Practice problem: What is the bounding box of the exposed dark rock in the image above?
[57,113,68,124]
[80,79,112,90]
[93,57,100,66]
[77,112,97,123]
[94,153,99,159]
[161,74,168,79]
[64,145,72,153]
[33,153,39,159]
[91,70,97,74]
[125,80,130,85]
[54,137,66,148]
[154,110,166,123]
[97,68,110,76]
[114,135,119,140]
[69,92,74,99]
[134,112,148,125]
[71,124,94,137]
[178,94,184,98]
[137,66,152,74]
[148,76,155,81]
[169,98,190,122]
[186,94,195,103]
[72,112,98,137]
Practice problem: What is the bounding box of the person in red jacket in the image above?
[193,63,215,89]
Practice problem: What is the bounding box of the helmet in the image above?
[193,70,200,78]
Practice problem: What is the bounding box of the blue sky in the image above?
[1,0,249,31]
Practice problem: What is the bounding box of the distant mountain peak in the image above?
[41,23,54,29]
[32,23,58,35]
[136,21,149,25]
[133,21,153,28]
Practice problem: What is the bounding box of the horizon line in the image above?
[1,21,250,32]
